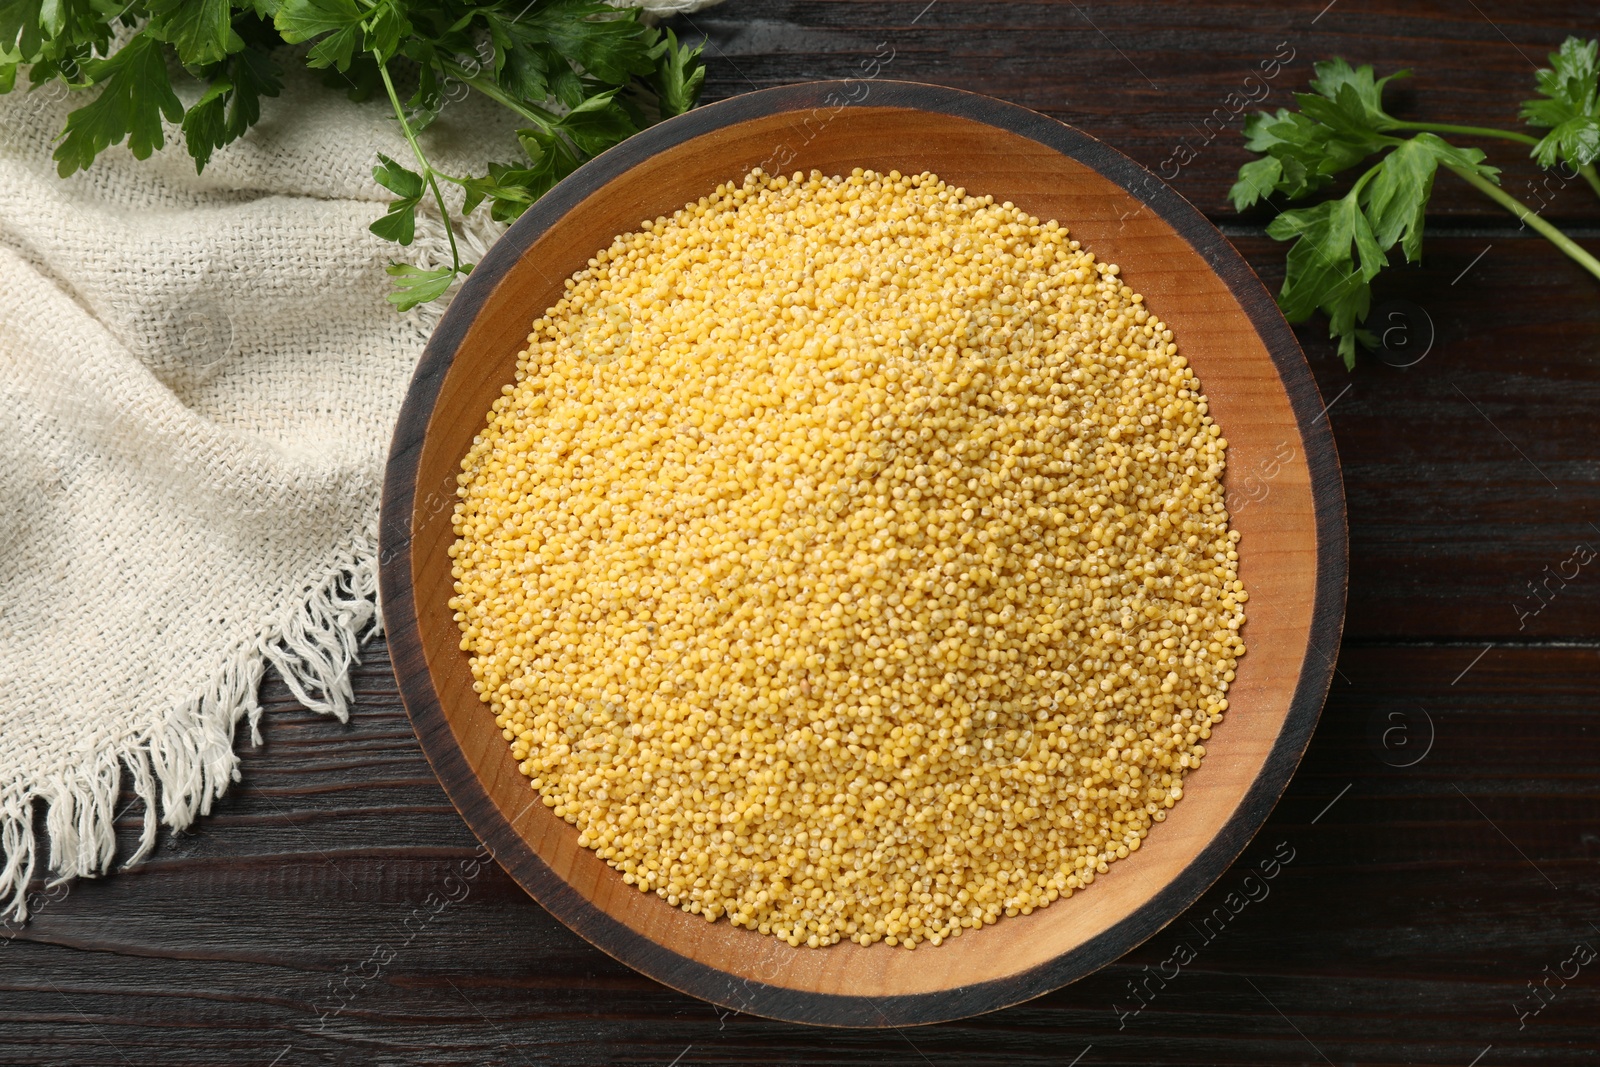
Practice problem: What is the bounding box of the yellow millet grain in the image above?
[449,167,1246,950]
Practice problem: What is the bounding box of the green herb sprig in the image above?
[2,0,706,310]
[1233,37,1600,368]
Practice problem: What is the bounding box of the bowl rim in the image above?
[379,78,1348,1028]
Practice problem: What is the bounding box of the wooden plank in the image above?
[4,2,1598,1061]
[692,0,1600,225]
[0,643,1594,1063]
[1230,234,1600,641]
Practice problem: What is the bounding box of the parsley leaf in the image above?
[556,88,636,154]
[1234,56,1521,367]
[370,152,425,244]
[0,0,46,62]
[516,0,655,86]
[1520,36,1600,169]
[1298,57,1407,135]
[649,27,704,119]
[484,0,654,108]
[37,0,64,39]
[180,77,231,166]
[146,0,244,68]
[385,262,461,310]
[15,0,707,315]
[222,41,281,133]
[54,32,184,176]
[1227,60,1400,212]
[1363,134,1494,261]
[459,161,543,222]
[484,11,553,104]
[515,121,583,192]
[1267,193,1385,369]
[363,0,408,65]
[273,0,363,72]
[182,42,282,172]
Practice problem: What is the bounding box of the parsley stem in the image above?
[1445,162,1600,284]
[1392,122,1600,201]
[1390,123,1600,202]
[439,59,560,128]
[1388,121,1540,147]
[1349,159,1385,199]
[1580,164,1600,201]
[378,60,462,274]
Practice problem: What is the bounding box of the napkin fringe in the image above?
[0,541,381,923]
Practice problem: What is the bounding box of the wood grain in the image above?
[1244,234,1600,643]
[4,0,1598,1060]
[1,642,1594,1064]
[380,80,1344,1025]
[691,0,1600,226]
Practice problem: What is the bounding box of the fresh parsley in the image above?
[54,33,186,176]
[1234,39,1600,368]
[1522,36,1600,171]
[1,0,706,311]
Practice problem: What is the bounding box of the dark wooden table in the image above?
[5,2,1599,1063]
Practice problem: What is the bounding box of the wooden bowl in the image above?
[379,80,1346,1027]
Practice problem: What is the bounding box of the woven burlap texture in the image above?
[0,51,583,919]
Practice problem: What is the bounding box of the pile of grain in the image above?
[450,168,1245,948]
